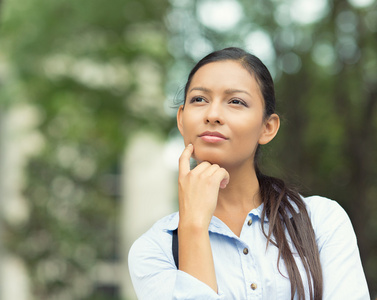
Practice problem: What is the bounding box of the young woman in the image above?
[128,47,369,299]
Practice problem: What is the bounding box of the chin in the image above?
[193,150,226,166]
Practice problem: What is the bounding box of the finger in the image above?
[198,163,222,177]
[191,163,229,188]
[178,144,194,177]
[212,168,230,189]
[190,160,212,175]
[220,177,230,189]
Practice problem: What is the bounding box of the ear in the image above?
[177,105,185,136]
[258,113,280,145]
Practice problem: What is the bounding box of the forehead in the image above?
[189,60,260,93]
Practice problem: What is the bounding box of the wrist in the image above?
[178,217,210,234]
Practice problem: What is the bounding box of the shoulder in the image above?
[145,211,179,234]
[129,212,178,251]
[128,212,178,269]
[302,195,345,217]
[301,195,355,249]
[301,198,369,298]
[301,195,349,224]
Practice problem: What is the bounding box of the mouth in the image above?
[199,131,228,143]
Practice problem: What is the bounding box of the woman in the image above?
[128,47,369,299]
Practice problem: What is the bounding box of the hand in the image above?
[178,144,230,229]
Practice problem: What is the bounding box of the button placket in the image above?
[237,236,257,297]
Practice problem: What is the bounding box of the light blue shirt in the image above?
[128,196,370,299]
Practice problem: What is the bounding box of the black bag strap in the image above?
[172,229,179,269]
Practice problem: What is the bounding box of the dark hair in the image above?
[183,47,323,300]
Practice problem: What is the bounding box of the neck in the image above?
[215,160,261,215]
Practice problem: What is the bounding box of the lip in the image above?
[199,131,228,143]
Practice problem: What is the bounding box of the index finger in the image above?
[178,143,194,177]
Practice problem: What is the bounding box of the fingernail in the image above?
[220,182,227,189]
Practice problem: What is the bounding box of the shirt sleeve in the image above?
[128,227,224,300]
[309,197,370,300]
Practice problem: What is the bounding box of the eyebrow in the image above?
[224,88,251,97]
[189,87,211,93]
[189,87,251,97]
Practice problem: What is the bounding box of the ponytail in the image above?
[256,161,323,300]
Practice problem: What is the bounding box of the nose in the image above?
[205,102,224,125]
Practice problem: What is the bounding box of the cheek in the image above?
[181,120,196,143]
[232,122,263,150]
[233,120,262,139]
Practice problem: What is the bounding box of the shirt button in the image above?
[250,283,257,290]
[243,248,249,255]
[247,219,252,226]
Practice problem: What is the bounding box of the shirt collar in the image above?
[249,202,269,222]
[164,203,269,233]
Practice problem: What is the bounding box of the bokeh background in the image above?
[0,0,376,299]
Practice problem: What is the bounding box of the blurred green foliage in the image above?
[1,0,171,299]
[1,0,376,298]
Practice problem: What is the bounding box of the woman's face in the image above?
[177,60,279,169]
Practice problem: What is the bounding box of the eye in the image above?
[189,96,207,103]
[229,98,248,106]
